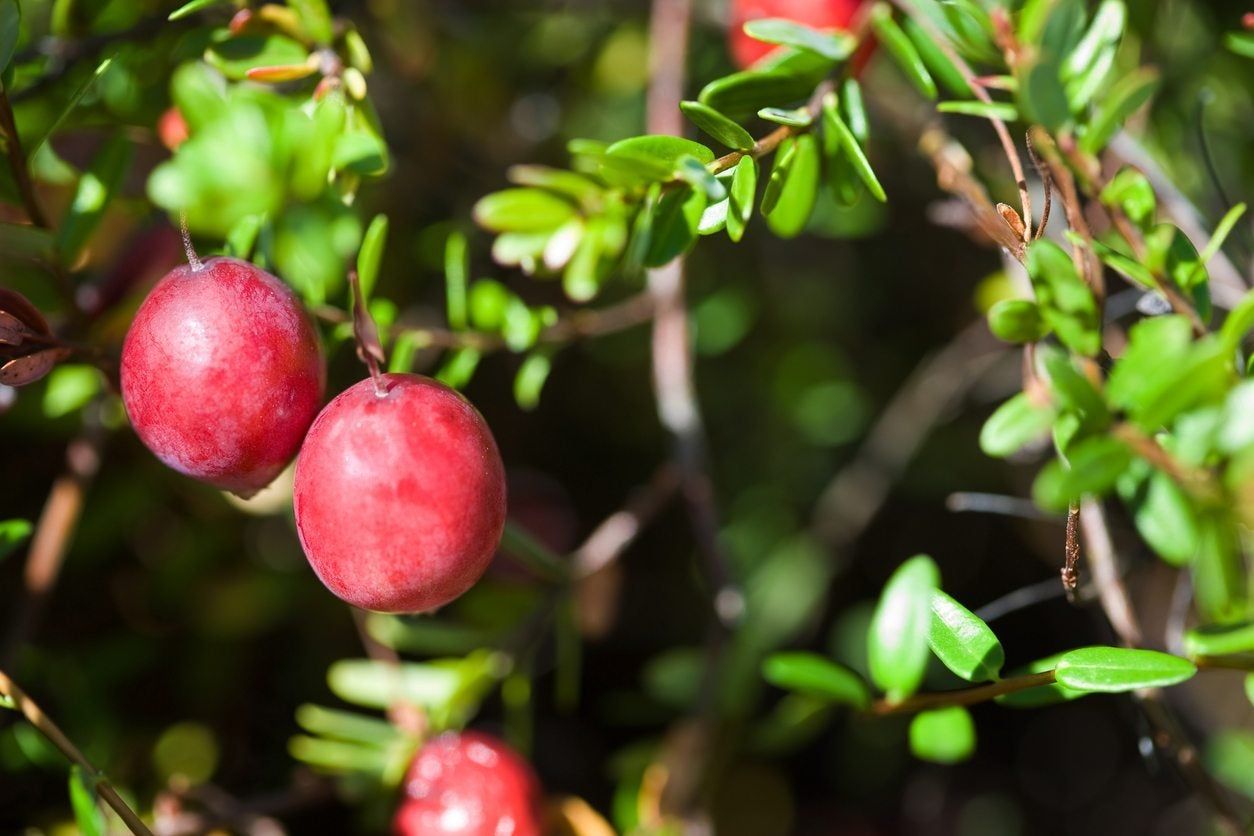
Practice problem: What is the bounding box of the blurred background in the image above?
[1,0,1252,833]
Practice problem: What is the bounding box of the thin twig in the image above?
[0,669,154,835]
[2,426,106,667]
[573,464,681,578]
[1079,499,1247,835]
[892,0,1032,242]
[870,670,1057,715]
[811,320,1005,548]
[0,86,49,228]
[1062,503,1081,596]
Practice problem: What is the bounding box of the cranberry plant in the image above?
[0,0,1252,833]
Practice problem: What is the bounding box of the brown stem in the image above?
[1079,499,1247,835]
[1111,423,1220,503]
[0,669,154,836]
[891,0,1032,242]
[0,86,49,229]
[1062,503,1080,595]
[573,464,681,578]
[709,79,836,175]
[2,427,105,667]
[870,670,1057,715]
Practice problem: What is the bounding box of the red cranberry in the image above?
[120,257,324,497]
[292,374,506,613]
[392,732,543,836]
[729,0,865,69]
[157,107,190,151]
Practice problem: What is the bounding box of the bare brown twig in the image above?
[0,669,154,835]
[870,670,1057,715]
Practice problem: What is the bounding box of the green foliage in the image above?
[1053,647,1197,692]
[761,652,870,709]
[909,707,975,764]
[928,591,1003,683]
[0,519,32,562]
[868,555,940,703]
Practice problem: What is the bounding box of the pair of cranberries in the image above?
[120,256,506,614]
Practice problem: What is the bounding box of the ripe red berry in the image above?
[729,0,864,69]
[292,373,507,613]
[392,732,543,836]
[157,106,190,151]
[120,257,324,496]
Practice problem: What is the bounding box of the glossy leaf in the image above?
[644,186,706,267]
[606,135,716,172]
[699,70,819,122]
[762,652,870,709]
[1079,67,1159,155]
[473,189,577,233]
[909,707,975,764]
[758,106,813,127]
[1100,167,1156,231]
[979,392,1055,458]
[726,156,757,243]
[1054,646,1197,692]
[1032,436,1132,511]
[987,299,1047,343]
[1206,731,1254,801]
[1026,239,1100,357]
[168,0,227,20]
[928,590,1004,682]
[1063,0,1126,80]
[937,100,1020,122]
[743,18,856,61]
[821,92,885,202]
[764,133,820,238]
[679,101,755,151]
[868,554,940,703]
[1182,621,1254,659]
[1018,59,1070,131]
[903,16,972,98]
[1119,467,1199,568]
[869,4,937,99]
[356,214,389,300]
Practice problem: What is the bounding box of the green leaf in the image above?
[1066,43,1116,113]
[295,705,399,747]
[328,658,463,710]
[0,222,55,261]
[821,92,885,202]
[514,351,553,411]
[726,155,757,243]
[1026,239,1100,357]
[679,101,755,151]
[909,706,975,764]
[205,35,309,80]
[1221,293,1254,356]
[1144,223,1207,291]
[1018,59,1070,131]
[42,365,99,419]
[56,137,132,261]
[1100,167,1156,232]
[1227,31,1254,60]
[1063,0,1125,80]
[868,554,940,703]
[995,653,1086,707]
[1079,67,1159,155]
[289,0,334,44]
[1193,203,1246,287]
[1193,514,1247,625]
[987,299,1048,343]
[1032,436,1132,511]
[0,0,19,75]
[764,133,820,238]
[840,79,869,143]
[979,392,1055,458]
[606,135,715,174]
[761,652,870,709]
[937,100,1020,122]
[28,58,113,158]
[1246,674,1254,708]
[1183,621,1254,660]
[869,4,937,99]
[473,189,576,233]
[1119,467,1199,568]
[1054,646,1197,692]
[928,590,1004,682]
[0,519,32,562]
[1207,731,1254,800]
[288,735,394,774]
[68,766,105,836]
[757,106,813,127]
[1036,346,1107,423]
[698,198,728,236]
[675,156,727,202]
[168,0,228,21]
[444,231,468,330]
[356,215,388,301]
[743,18,856,61]
[507,166,603,205]
[902,16,972,98]
[698,70,817,122]
[644,186,706,267]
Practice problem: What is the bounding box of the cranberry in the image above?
[292,374,506,613]
[120,257,324,496]
[393,732,543,836]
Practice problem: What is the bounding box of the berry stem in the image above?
[348,270,387,396]
[179,212,204,273]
